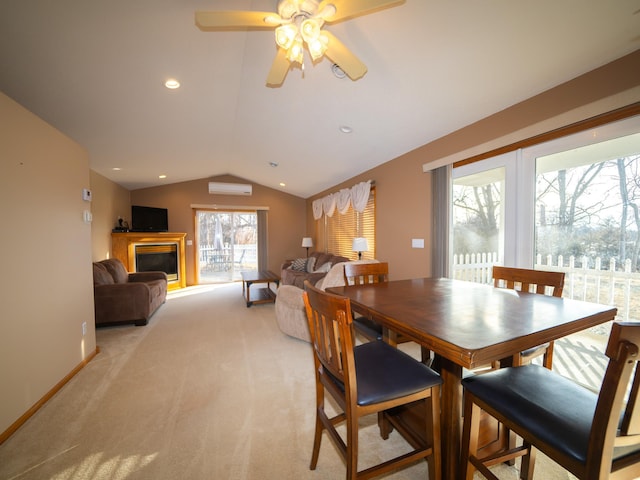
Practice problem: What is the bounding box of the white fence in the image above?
[199,244,257,271]
[452,253,640,321]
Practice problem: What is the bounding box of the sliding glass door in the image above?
[196,210,258,283]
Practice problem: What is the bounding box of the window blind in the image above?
[325,187,376,260]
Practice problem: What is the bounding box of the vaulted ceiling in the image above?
[1,0,638,198]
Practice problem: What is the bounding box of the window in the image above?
[452,166,505,281]
[323,187,376,260]
[450,114,640,387]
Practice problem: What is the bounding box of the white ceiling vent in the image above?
[208,182,252,196]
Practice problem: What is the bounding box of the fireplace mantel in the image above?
[111,232,186,289]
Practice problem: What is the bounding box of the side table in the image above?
[241,271,280,307]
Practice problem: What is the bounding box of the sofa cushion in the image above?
[315,253,333,269]
[313,262,331,273]
[305,256,316,272]
[100,258,129,284]
[93,262,114,286]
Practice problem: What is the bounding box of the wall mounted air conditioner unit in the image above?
[208,182,253,196]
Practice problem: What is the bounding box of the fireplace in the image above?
[134,243,179,282]
[111,232,187,289]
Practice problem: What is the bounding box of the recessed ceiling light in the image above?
[339,125,353,134]
[112,167,121,171]
[165,79,180,89]
[280,182,286,187]
[332,64,346,79]
[159,174,167,179]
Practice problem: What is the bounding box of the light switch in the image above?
[412,238,424,249]
[83,210,93,223]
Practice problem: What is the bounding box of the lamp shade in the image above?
[352,237,369,252]
[301,237,314,248]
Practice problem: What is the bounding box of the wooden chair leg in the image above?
[421,346,432,365]
[310,409,323,469]
[519,442,536,480]
[542,342,554,369]
[428,389,442,480]
[378,411,392,439]
[346,414,358,480]
[461,395,482,480]
[310,385,324,470]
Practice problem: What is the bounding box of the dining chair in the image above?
[343,262,431,364]
[302,280,443,480]
[461,321,640,480]
[492,266,565,369]
[343,262,389,342]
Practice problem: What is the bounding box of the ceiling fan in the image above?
[195,0,405,87]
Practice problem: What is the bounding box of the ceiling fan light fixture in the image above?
[278,0,302,19]
[287,37,304,64]
[308,33,328,60]
[300,18,321,42]
[275,24,297,49]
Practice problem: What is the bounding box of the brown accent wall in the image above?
[130,174,306,285]
[307,50,640,282]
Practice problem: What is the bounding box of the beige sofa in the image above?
[275,259,378,342]
[92,258,168,327]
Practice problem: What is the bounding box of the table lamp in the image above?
[302,237,313,257]
[352,237,368,260]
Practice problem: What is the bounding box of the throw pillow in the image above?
[290,258,307,271]
[305,256,316,272]
[314,262,332,273]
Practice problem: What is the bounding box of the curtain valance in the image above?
[312,180,372,220]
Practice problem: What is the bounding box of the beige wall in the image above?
[0,92,96,436]
[306,50,640,282]
[90,170,131,261]
[130,174,307,285]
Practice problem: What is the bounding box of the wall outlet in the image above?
[82,322,87,336]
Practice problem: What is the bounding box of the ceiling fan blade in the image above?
[195,11,280,30]
[318,0,405,22]
[266,48,291,87]
[323,31,367,80]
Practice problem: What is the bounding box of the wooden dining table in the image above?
[328,277,618,479]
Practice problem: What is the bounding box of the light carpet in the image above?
[0,283,575,479]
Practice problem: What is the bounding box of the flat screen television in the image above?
[131,205,169,232]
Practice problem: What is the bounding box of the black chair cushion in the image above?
[462,364,596,465]
[353,341,442,406]
[353,316,383,341]
[520,342,550,359]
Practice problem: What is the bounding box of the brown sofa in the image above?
[280,251,349,289]
[92,258,168,327]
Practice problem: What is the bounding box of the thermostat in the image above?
[82,188,92,201]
